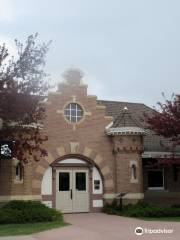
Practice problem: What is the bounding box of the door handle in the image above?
[70,189,73,199]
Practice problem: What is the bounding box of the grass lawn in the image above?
[0,221,68,236]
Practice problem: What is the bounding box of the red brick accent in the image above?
[42,195,52,201]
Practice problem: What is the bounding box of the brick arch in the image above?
[51,153,104,181]
[32,144,113,194]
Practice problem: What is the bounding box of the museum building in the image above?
[0,69,180,213]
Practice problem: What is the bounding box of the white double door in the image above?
[56,168,89,213]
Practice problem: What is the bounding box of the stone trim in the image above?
[84,112,92,116]
[94,155,103,164]
[103,193,116,199]
[130,179,139,184]
[70,142,79,154]
[71,95,76,102]
[83,147,93,158]
[56,109,63,114]
[106,127,145,135]
[103,193,144,200]
[104,116,113,120]
[101,166,110,176]
[96,105,106,110]
[32,145,113,207]
[44,153,54,164]
[36,165,46,175]
[130,160,138,167]
[87,95,97,99]
[57,146,66,156]
[57,100,90,127]
[53,163,90,168]
[13,179,23,184]
[123,193,144,199]
[0,195,41,202]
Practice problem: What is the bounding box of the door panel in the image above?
[56,170,73,213]
[72,169,89,213]
[56,168,89,213]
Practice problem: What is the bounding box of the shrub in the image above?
[103,200,180,218]
[103,199,122,215]
[0,201,63,224]
[171,204,180,208]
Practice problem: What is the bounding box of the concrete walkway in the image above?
[0,213,180,240]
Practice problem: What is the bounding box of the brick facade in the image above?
[0,69,180,211]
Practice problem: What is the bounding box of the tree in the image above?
[0,33,51,163]
[146,94,180,166]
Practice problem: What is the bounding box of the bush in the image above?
[103,199,122,215]
[0,201,63,224]
[103,200,180,218]
[171,204,180,208]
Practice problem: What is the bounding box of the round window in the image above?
[64,103,84,123]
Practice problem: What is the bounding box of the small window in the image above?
[64,103,83,123]
[148,169,164,189]
[94,180,100,190]
[59,172,70,191]
[76,172,86,191]
[15,163,23,181]
[131,164,137,180]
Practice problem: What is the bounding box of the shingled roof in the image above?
[112,107,142,128]
[97,100,180,153]
[97,100,153,127]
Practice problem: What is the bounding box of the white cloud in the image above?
[0,0,13,22]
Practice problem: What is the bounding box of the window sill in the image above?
[14,179,23,184]
[130,178,138,184]
[148,187,165,191]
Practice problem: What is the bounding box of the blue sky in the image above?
[0,0,180,107]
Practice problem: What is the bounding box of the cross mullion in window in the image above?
[70,103,72,122]
[76,104,78,122]
[64,103,83,123]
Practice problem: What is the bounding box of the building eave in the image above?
[7,122,43,129]
[142,151,180,158]
[106,127,146,136]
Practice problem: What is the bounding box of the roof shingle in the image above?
[97,100,180,153]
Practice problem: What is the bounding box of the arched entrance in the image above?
[56,160,89,213]
[41,155,103,213]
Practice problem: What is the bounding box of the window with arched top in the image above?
[15,163,23,181]
[131,164,137,180]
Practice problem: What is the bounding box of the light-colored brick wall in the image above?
[1,78,180,207]
[0,159,12,196]
[30,81,116,198]
[0,80,145,203]
[113,135,144,195]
